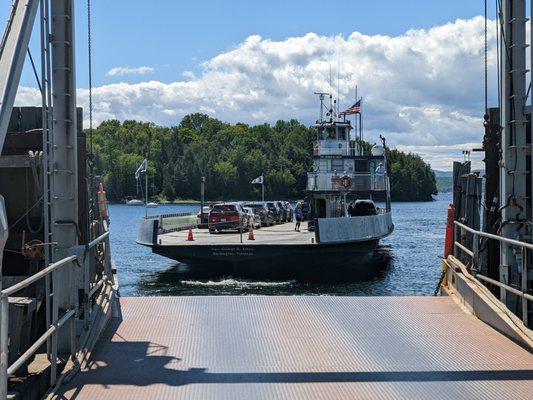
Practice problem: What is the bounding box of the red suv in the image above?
[208,203,249,233]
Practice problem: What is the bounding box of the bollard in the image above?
[443,204,455,257]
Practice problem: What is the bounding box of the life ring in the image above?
[340,175,352,189]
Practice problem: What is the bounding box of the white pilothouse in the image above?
[306,92,394,245]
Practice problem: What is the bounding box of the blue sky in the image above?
[9,0,488,87]
[7,0,496,169]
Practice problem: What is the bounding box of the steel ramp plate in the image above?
[56,296,533,399]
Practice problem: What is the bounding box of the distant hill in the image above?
[91,114,438,202]
[436,176,453,193]
[433,169,453,178]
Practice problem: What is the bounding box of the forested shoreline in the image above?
[90,113,437,202]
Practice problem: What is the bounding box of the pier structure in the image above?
[499,0,531,311]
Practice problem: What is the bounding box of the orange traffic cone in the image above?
[248,226,255,240]
[187,228,194,241]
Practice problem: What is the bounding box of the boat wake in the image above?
[180,278,297,289]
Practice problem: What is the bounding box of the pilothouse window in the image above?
[337,127,347,140]
[331,159,344,172]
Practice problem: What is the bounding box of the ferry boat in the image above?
[137,93,394,275]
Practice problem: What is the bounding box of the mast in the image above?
[145,160,148,217]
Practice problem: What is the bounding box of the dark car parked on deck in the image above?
[276,201,288,222]
[266,201,282,224]
[244,202,274,227]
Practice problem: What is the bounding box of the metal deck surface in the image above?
[159,221,314,246]
[56,296,533,399]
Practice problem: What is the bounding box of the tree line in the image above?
[90,113,437,202]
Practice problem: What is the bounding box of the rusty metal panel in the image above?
[56,296,533,399]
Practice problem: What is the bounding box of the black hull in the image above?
[150,240,381,279]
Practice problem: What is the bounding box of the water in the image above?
[109,193,451,297]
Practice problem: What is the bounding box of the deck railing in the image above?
[0,224,114,398]
[307,172,389,192]
[453,220,533,326]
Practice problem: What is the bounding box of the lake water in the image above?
[109,193,451,297]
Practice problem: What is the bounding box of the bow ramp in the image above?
[55,295,533,400]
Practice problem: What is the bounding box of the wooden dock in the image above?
[56,296,533,399]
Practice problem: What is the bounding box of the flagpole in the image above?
[360,98,363,142]
[145,160,148,218]
[354,85,358,142]
[262,174,265,202]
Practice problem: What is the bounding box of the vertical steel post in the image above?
[50,269,58,385]
[83,250,90,330]
[104,235,114,284]
[521,247,528,325]
[499,0,528,305]
[50,0,78,351]
[0,295,8,399]
[45,273,51,356]
[472,233,479,271]
[69,260,77,361]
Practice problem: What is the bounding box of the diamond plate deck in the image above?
[56,296,533,399]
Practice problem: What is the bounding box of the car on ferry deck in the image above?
[244,202,274,226]
[197,205,211,225]
[208,202,249,233]
[266,201,282,224]
[282,201,293,222]
[244,207,262,229]
[276,201,288,222]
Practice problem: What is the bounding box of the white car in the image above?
[243,207,261,229]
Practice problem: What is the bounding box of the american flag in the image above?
[339,99,361,116]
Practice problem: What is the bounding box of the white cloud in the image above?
[16,17,498,170]
[106,66,155,76]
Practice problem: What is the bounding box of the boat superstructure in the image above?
[306,92,393,245]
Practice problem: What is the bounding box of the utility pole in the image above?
[499,0,528,307]
[200,176,205,221]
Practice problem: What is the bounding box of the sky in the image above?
[5,0,501,170]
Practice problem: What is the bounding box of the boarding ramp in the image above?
[53,295,532,399]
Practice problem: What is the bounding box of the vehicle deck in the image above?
[159,221,314,246]
[56,296,533,399]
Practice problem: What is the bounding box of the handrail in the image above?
[1,255,76,297]
[475,273,533,302]
[1,222,115,398]
[87,230,109,249]
[454,220,533,251]
[0,253,77,397]
[7,309,74,376]
[452,220,531,326]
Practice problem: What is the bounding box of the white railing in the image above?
[453,220,532,326]
[313,140,360,157]
[307,172,389,192]
[0,226,114,398]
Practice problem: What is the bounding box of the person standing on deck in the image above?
[294,202,303,232]
[348,201,355,217]
[375,162,386,190]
